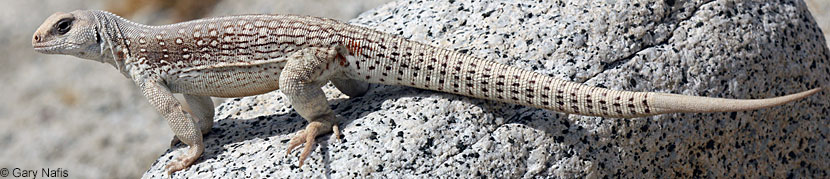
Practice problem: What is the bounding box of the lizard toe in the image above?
[286,130,307,155]
[165,144,203,175]
[165,159,187,175]
[287,121,336,167]
[298,130,317,167]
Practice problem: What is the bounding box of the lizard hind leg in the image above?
[331,45,369,97]
[332,78,370,97]
[279,47,345,167]
[170,95,216,147]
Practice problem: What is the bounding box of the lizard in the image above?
[31,10,823,174]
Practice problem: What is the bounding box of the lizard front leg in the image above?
[279,47,346,167]
[138,80,204,175]
[170,95,215,146]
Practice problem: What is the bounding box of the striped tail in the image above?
[349,33,822,118]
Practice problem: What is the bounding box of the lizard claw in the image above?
[286,121,340,167]
[164,144,203,176]
[333,124,341,142]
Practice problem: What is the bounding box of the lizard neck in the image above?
[91,10,134,77]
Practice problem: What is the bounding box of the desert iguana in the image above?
[31,10,822,174]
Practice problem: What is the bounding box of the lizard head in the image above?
[32,10,104,61]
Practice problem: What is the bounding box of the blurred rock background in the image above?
[0,0,825,178]
[807,0,830,48]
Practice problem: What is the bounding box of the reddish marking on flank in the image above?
[356,40,362,54]
[346,40,355,54]
[347,39,371,55]
[337,53,347,66]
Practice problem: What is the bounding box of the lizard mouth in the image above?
[32,43,69,54]
[32,44,54,49]
[33,45,58,53]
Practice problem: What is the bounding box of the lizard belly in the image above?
[166,63,284,98]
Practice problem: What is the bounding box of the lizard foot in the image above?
[286,121,340,167]
[165,145,203,175]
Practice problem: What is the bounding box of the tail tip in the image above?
[809,87,825,95]
[794,87,823,99]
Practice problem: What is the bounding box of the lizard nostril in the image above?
[33,35,40,42]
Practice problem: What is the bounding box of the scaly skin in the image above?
[31,10,822,175]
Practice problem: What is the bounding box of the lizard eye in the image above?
[55,18,73,35]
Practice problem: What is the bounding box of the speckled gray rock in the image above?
[144,0,829,178]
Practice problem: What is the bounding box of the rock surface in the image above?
[141,0,830,178]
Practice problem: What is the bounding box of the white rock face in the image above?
[145,0,829,178]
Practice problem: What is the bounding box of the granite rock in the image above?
[145,0,829,178]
